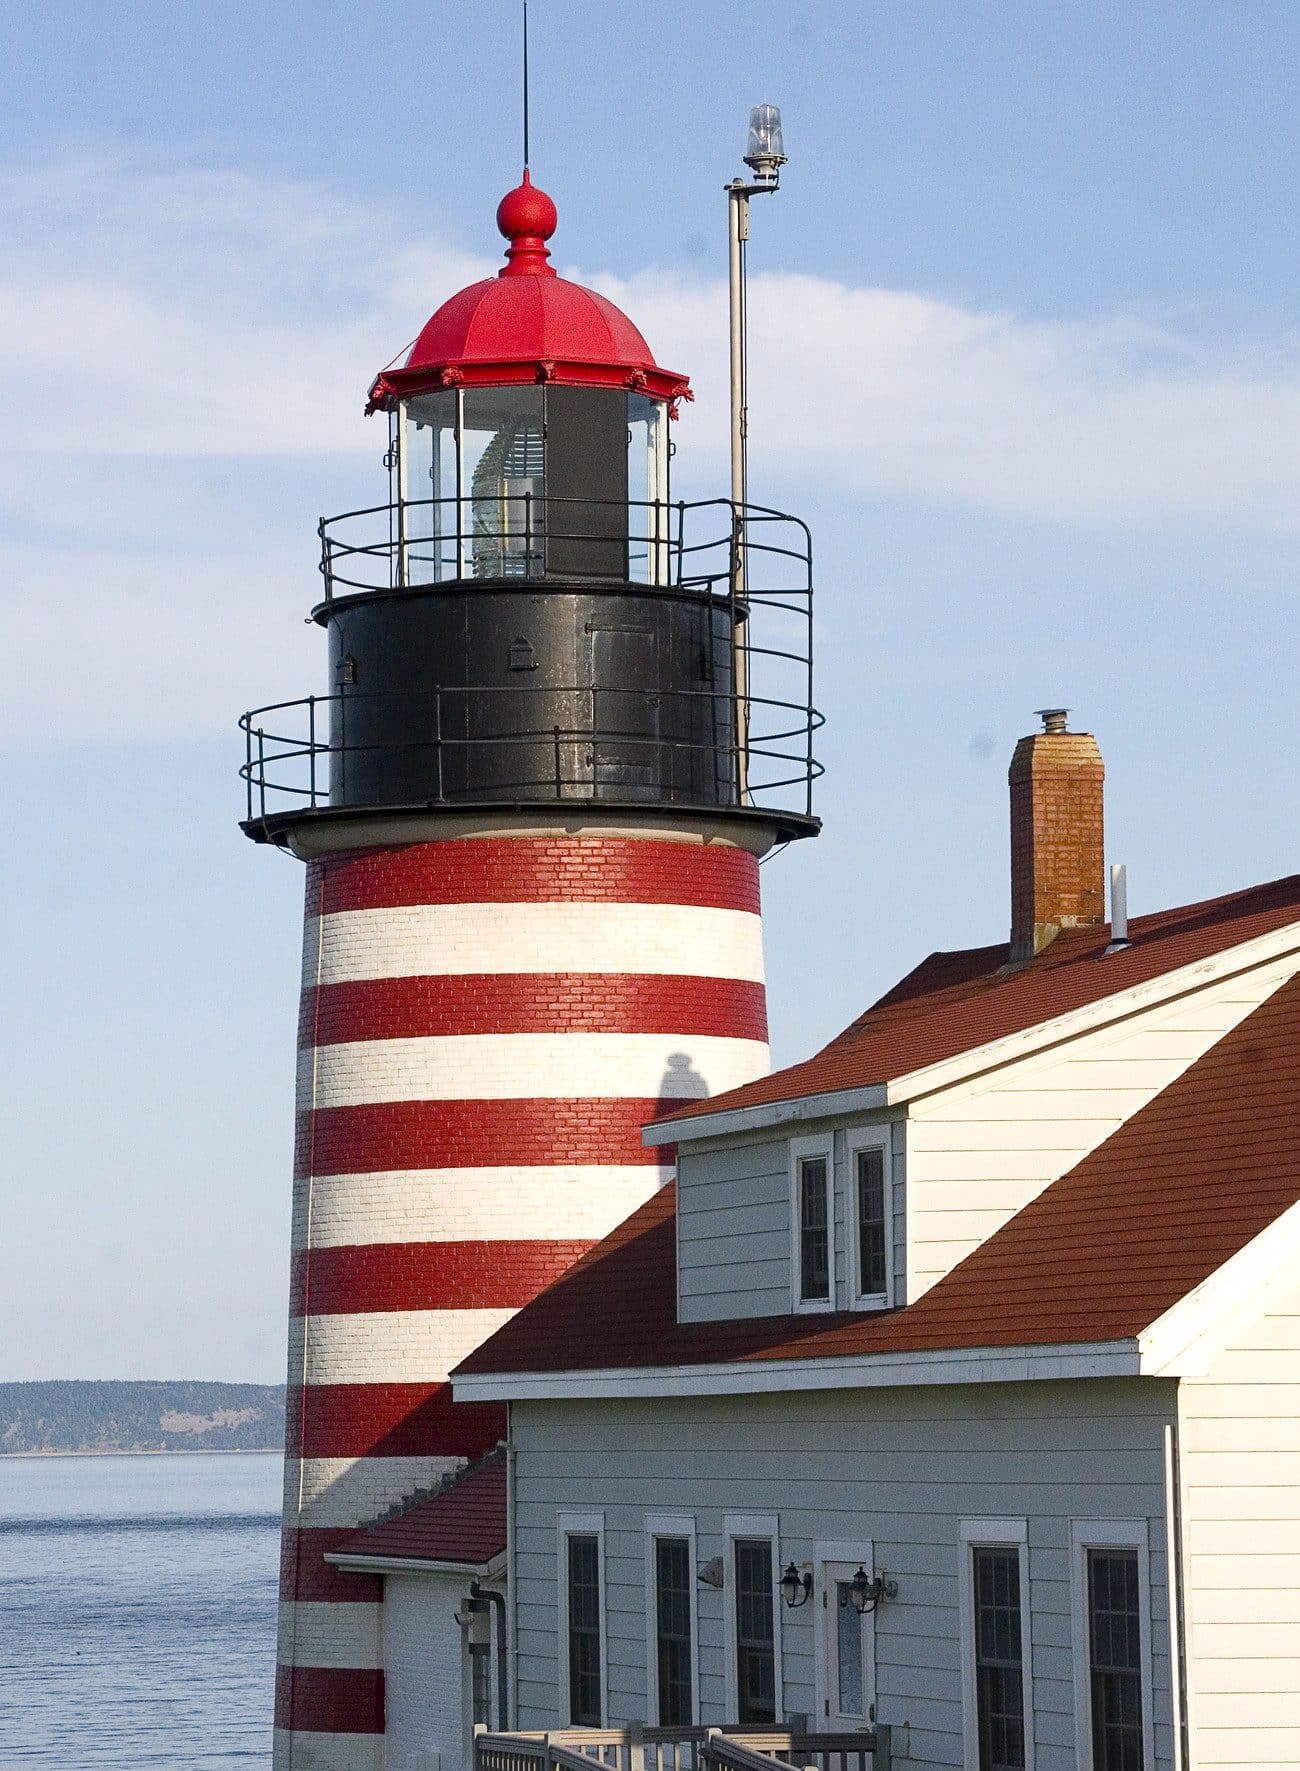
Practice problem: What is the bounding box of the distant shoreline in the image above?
[0,1380,286,1458]
[0,1446,282,1459]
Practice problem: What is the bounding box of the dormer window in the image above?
[790,1137,834,1311]
[849,1129,892,1309]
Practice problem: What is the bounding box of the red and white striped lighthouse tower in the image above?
[241,172,819,1770]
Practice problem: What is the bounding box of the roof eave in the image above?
[652,918,1300,1146]
[325,1549,506,1578]
[643,1082,890,1147]
[1138,1193,1300,1378]
[367,360,691,413]
[452,1338,1143,1402]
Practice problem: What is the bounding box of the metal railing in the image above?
[239,682,823,823]
[474,1725,890,1771]
[316,495,810,607]
[240,493,820,827]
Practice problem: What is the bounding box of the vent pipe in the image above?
[1106,862,1130,954]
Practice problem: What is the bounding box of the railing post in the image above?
[525,489,533,579]
[244,721,252,822]
[307,696,317,807]
[434,687,445,803]
[629,1722,646,1771]
[589,685,599,795]
[873,1724,890,1771]
[256,727,266,819]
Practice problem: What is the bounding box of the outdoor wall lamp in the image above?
[780,1562,813,1608]
[843,1566,898,1615]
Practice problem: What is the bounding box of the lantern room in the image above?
[239,173,820,845]
[367,172,686,588]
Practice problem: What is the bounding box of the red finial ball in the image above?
[497,169,558,243]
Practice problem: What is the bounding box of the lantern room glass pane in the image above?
[400,391,456,583]
[461,386,545,578]
[628,393,669,584]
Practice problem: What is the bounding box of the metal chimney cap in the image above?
[1034,707,1070,734]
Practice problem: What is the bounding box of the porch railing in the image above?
[474,1723,891,1771]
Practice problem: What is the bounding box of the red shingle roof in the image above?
[456,972,1300,1379]
[337,1450,506,1566]
[666,874,1300,1125]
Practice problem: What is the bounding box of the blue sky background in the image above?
[5,1,1300,1380]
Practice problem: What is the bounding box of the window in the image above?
[847,1128,892,1303]
[800,1158,830,1301]
[734,1538,777,1723]
[814,1543,876,1728]
[559,1513,605,1727]
[1087,1551,1144,1771]
[835,1579,865,1717]
[973,1549,1026,1769]
[790,1137,834,1310]
[960,1521,1033,1771]
[646,1515,699,1726]
[655,1538,694,1724]
[1070,1522,1153,1771]
[567,1536,602,1725]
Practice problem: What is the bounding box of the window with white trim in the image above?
[645,1514,699,1726]
[558,1513,605,1727]
[724,1514,782,1726]
[790,1137,834,1310]
[959,1520,1033,1771]
[847,1129,891,1307]
[1070,1521,1154,1771]
[735,1539,777,1722]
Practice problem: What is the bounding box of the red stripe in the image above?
[306,836,760,915]
[296,1098,675,1177]
[300,972,768,1046]
[275,1664,385,1734]
[287,1380,506,1459]
[291,1239,593,1315]
[280,1526,383,1603]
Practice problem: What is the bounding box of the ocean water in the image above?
[0,1451,281,1767]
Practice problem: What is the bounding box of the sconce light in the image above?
[843,1565,898,1615]
[780,1562,813,1609]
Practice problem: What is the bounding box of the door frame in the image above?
[812,1540,877,1730]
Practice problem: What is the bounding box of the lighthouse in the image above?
[241,170,819,1768]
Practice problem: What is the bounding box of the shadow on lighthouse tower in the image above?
[241,172,821,1767]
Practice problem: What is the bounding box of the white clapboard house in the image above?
[336,718,1300,1771]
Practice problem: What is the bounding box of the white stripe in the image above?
[277,1601,381,1670]
[292,1164,669,1249]
[298,1031,768,1109]
[273,1728,383,1771]
[304,901,765,986]
[284,1456,464,1529]
[288,1309,516,1384]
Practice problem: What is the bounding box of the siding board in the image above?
[905,956,1300,1299]
[1180,1275,1300,1767]
[511,1380,1175,1771]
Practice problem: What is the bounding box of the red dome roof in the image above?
[367,173,690,412]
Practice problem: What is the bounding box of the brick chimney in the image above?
[1009,708,1105,961]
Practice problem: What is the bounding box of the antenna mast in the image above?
[522,0,531,170]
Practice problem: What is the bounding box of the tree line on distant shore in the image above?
[0,1381,286,1453]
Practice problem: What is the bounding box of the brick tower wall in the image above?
[273,832,769,1768]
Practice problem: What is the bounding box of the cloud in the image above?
[7,154,1300,746]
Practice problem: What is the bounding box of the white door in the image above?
[814,1550,876,1730]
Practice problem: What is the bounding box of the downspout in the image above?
[508,1411,519,1727]
[1164,1412,1191,1769]
[470,1579,509,1731]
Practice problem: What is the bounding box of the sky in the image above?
[5,1,1300,1382]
